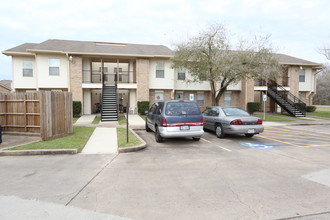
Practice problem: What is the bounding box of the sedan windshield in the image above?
[165,102,200,116]
[222,107,250,116]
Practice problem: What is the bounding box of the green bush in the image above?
[306,105,316,112]
[247,102,261,114]
[73,101,82,117]
[138,101,150,115]
[295,103,306,112]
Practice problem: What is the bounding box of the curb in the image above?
[0,149,77,156]
[118,128,147,153]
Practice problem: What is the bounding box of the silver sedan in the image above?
[203,106,264,138]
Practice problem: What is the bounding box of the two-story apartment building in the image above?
[2,39,322,120]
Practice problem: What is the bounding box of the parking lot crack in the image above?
[228,184,260,219]
[65,154,119,206]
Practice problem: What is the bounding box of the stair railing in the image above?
[267,80,306,115]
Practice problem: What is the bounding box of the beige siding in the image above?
[12,56,37,89]
[149,59,174,89]
[36,54,68,88]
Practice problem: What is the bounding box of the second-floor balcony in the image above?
[254,77,290,87]
[83,70,136,84]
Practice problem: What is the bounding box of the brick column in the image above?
[288,66,299,97]
[136,59,150,101]
[69,56,83,102]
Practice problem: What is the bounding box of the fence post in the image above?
[0,125,2,144]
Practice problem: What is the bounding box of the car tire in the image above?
[245,134,254,138]
[215,124,225,138]
[155,126,163,143]
[192,137,200,141]
[145,122,151,132]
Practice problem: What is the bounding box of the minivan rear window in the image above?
[165,102,200,116]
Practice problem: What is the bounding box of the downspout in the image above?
[32,53,39,91]
[65,53,71,92]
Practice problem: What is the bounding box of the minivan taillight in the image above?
[257,119,263,125]
[162,117,168,127]
[230,119,243,125]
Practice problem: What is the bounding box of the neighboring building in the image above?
[0,80,12,92]
[2,39,322,120]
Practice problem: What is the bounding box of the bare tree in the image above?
[171,24,281,105]
[319,43,330,60]
[313,64,330,105]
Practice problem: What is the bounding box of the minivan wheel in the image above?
[245,134,254,138]
[192,137,200,141]
[155,126,163,143]
[215,124,225,138]
[145,122,151,132]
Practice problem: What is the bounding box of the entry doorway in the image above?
[118,90,129,113]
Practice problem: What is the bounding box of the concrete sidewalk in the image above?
[82,127,118,154]
[74,115,96,125]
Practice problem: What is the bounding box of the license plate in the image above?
[180,125,190,130]
[247,129,255,134]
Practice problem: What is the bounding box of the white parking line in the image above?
[201,138,232,152]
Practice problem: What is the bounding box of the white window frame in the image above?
[155,91,164,101]
[177,67,186,80]
[197,92,204,107]
[49,58,60,76]
[156,62,165,78]
[224,92,232,107]
[23,60,33,77]
[299,68,305,82]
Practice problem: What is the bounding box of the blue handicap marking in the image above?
[240,142,280,150]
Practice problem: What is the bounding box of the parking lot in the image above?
[1,124,330,220]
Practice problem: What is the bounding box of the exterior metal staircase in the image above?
[101,85,118,121]
[267,81,306,117]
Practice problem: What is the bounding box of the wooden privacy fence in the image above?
[0,91,73,140]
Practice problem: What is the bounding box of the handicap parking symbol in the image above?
[240,142,280,150]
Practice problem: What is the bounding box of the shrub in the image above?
[73,101,82,117]
[138,101,150,115]
[295,103,306,112]
[247,102,261,114]
[306,105,316,112]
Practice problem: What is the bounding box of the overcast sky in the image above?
[1,0,330,80]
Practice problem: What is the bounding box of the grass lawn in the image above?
[92,116,101,124]
[73,117,80,124]
[252,113,295,122]
[139,115,147,121]
[8,126,95,153]
[118,115,127,125]
[117,128,142,148]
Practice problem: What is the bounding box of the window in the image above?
[299,68,305,82]
[175,92,183,100]
[224,92,231,107]
[197,93,204,107]
[177,67,185,80]
[155,91,164,101]
[49,58,60,76]
[156,62,165,78]
[23,60,33,77]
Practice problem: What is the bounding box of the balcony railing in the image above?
[83,70,136,84]
[254,77,290,87]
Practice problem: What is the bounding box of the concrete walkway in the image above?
[82,127,118,154]
[74,115,95,125]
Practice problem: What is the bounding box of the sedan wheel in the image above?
[155,126,163,143]
[192,137,200,141]
[215,124,225,138]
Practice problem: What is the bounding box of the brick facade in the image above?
[70,56,83,102]
[136,59,150,102]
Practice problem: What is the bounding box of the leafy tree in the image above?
[171,24,281,105]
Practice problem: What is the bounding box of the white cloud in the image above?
[1,0,330,79]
